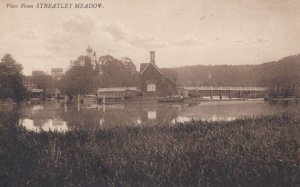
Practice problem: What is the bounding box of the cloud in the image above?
[103,22,168,49]
[252,37,269,44]
[171,36,203,46]
[129,35,168,49]
[45,15,109,56]
[1,14,212,75]
[103,22,130,41]
[43,14,169,59]
[234,37,269,44]
[234,39,242,43]
[29,53,55,60]
[13,30,40,40]
[62,15,98,34]
[6,14,174,74]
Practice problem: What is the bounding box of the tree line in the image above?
[60,54,139,98]
[1,52,299,102]
[0,51,139,102]
[0,54,26,102]
[170,54,300,97]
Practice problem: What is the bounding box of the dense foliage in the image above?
[0,54,26,102]
[99,55,138,87]
[60,53,138,97]
[171,54,300,96]
[0,114,299,186]
[60,59,97,96]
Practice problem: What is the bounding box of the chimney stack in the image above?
[150,51,155,64]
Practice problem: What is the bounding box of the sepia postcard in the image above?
[0,0,299,186]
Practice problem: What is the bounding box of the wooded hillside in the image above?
[167,54,300,88]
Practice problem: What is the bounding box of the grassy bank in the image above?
[0,115,299,186]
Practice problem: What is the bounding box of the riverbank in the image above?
[1,114,299,186]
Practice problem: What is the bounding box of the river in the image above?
[0,100,298,132]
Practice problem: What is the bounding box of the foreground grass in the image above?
[0,115,299,186]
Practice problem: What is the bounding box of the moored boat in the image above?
[265,96,299,103]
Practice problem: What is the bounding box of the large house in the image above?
[139,51,177,97]
[70,46,97,68]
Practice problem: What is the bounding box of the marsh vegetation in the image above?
[1,114,299,186]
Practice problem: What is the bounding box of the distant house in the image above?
[23,76,44,100]
[139,51,177,97]
[23,76,37,91]
[51,68,64,81]
[70,46,98,68]
[29,89,44,99]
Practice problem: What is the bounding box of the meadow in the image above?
[0,114,299,186]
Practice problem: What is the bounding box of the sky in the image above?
[0,0,300,75]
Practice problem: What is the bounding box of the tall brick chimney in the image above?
[150,51,155,64]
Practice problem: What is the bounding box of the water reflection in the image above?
[0,100,298,132]
[19,118,68,132]
[147,111,157,120]
[32,105,44,112]
[99,117,105,129]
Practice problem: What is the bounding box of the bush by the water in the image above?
[0,114,299,186]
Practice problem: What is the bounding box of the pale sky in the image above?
[1,0,300,75]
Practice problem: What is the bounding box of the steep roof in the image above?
[140,63,148,73]
[140,63,162,75]
[163,77,176,86]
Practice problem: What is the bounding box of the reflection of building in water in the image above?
[52,118,64,126]
[95,104,125,109]
[147,111,157,120]
[77,103,81,111]
[140,104,179,124]
[81,103,98,109]
[172,116,192,124]
[102,104,105,113]
[136,117,142,125]
[80,103,125,112]
[19,118,68,132]
[172,115,237,123]
[99,118,105,128]
[32,105,44,112]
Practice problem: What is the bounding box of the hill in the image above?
[167,54,300,88]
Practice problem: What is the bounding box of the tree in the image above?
[60,48,139,97]
[99,55,138,87]
[60,57,98,97]
[31,71,53,90]
[0,54,26,102]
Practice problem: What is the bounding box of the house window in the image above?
[147,83,156,92]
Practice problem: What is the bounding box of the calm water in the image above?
[0,100,299,132]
